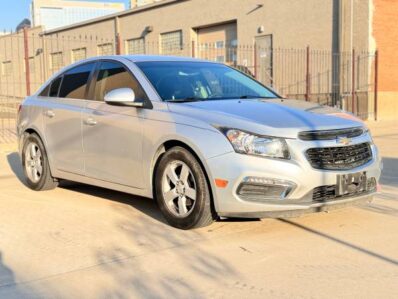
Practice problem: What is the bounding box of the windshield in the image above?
[135,61,279,102]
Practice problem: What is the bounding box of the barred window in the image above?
[160,30,183,55]
[97,43,114,56]
[72,48,87,63]
[2,61,12,76]
[126,38,145,55]
[50,52,63,71]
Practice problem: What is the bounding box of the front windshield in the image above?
[135,61,279,102]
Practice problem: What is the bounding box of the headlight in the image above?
[220,128,290,159]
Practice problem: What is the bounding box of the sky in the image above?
[0,0,129,31]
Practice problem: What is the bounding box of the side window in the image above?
[59,62,95,99]
[94,61,148,101]
[49,76,62,97]
[39,83,51,97]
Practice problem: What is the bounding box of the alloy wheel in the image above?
[25,142,43,183]
[161,160,197,217]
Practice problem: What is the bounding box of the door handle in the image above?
[44,110,55,118]
[84,118,98,126]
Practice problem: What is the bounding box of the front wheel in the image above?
[155,146,215,229]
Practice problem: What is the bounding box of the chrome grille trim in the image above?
[298,127,365,141]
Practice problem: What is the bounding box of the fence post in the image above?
[305,46,310,101]
[253,43,257,79]
[191,40,196,58]
[115,33,122,55]
[351,48,356,114]
[23,27,31,96]
[374,50,379,121]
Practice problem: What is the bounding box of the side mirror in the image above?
[104,88,144,107]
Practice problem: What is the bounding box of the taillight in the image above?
[18,104,22,114]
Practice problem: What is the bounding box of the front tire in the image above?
[155,146,215,229]
[22,133,58,191]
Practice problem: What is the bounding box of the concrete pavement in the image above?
[0,121,397,299]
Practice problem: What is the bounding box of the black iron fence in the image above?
[0,29,378,142]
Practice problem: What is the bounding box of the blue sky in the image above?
[0,0,129,31]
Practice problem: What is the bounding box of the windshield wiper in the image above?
[239,95,276,99]
[165,97,205,103]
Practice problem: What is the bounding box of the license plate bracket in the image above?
[336,172,367,196]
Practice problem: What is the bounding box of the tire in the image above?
[21,133,58,191]
[155,146,215,229]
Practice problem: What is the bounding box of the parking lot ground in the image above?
[0,120,397,299]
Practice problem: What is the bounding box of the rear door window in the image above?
[59,63,95,99]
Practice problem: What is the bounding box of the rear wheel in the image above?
[22,133,58,191]
[155,146,215,229]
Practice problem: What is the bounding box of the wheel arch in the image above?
[151,139,218,217]
[21,127,55,177]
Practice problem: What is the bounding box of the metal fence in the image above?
[0,29,378,143]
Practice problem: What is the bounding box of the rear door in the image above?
[82,60,147,188]
[43,62,96,174]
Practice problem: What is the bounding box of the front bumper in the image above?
[219,192,374,218]
[206,136,382,217]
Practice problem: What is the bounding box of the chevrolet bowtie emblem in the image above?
[337,136,352,145]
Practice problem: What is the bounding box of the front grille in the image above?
[313,178,376,202]
[306,142,372,170]
[299,127,365,141]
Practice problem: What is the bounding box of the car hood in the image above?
[168,98,363,138]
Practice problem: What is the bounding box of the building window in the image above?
[215,41,225,49]
[97,43,114,56]
[71,47,87,63]
[50,52,63,71]
[126,37,145,55]
[160,30,183,55]
[2,61,12,76]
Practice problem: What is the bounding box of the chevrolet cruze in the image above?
[17,56,382,229]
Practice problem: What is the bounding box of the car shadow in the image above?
[6,152,27,186]
[61,182,169,225]
[6,151,260,226]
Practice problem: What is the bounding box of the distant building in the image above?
[30,0,125,31]
[130,0,162,8]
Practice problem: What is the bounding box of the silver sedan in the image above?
[17,56,382,229]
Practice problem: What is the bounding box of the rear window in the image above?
[59,63,95,99]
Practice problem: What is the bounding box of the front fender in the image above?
[142,119,233,200]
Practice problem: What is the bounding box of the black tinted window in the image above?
[59,63,95,99]
[39,83,51,97]
[94,61,147,101]
[49,77,62,97]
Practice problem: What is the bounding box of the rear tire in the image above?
[155,146,215,229]
[22,133,58,191]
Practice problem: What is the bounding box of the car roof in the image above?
[77,55,218,64]
[124,55,214,63]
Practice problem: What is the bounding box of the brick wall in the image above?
[373,0,398,92]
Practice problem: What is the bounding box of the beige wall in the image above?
[43,0,371,52]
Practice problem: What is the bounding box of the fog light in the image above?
[237,177,296,202]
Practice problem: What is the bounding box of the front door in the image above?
[82,61,147,188]
[43,62,95,174]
